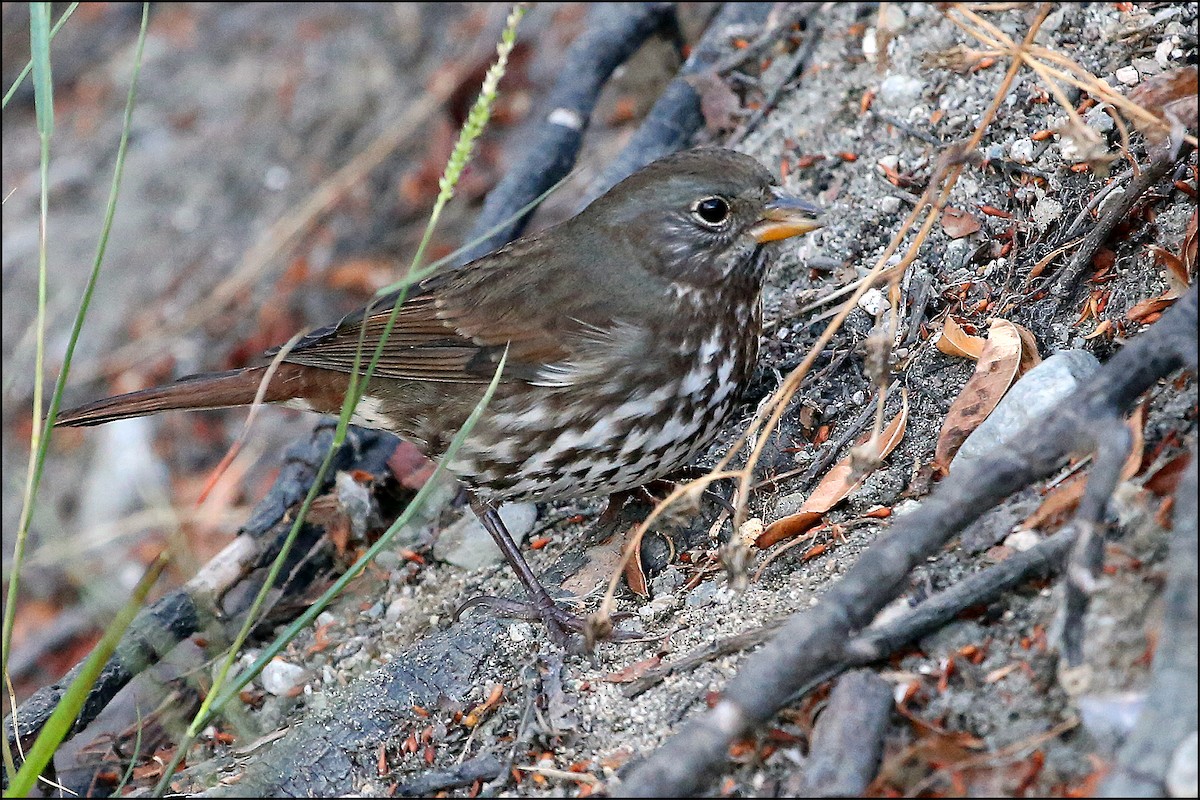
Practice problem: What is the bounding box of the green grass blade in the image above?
[4,555,168,798]
[3,5,55,780]
[153,8,528,793]
[1,2,78,110]
[2,4,150,784]
[210,348,508,714]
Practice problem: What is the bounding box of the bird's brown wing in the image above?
[276,251,572,385]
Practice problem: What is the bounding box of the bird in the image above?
[57,147,822,646]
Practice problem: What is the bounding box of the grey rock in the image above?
[261,658,308,697]
[685,580,720,608]
[650,565,685,596]
[1167,731,1198,798]
[878,74,925,106]
[951,350,1101,473]
[433,502,538,570]
[1078,692,1145,753]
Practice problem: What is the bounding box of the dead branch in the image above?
[796,670,893,796]
[580,2,781,206]
[1100,449,1198,796]
[1049,152,1179,304]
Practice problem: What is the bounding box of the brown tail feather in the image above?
[56,366,302,427]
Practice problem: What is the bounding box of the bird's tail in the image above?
[56,364,314,427]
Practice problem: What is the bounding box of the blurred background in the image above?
[1,1,701,707]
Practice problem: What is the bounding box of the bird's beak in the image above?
[750,188,824,243]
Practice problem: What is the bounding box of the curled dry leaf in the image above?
[757,392,909,548]
[685,70,742,135]
[942,206,983,239]
[935,316,986,359]
[604,656,662,684]
[1127,294,1178,322]
[623,535,649,598]
[1021,404,1146,531]
[933,318,1023,470]
[1127,64,1199,147]
[1014,322,1042,375]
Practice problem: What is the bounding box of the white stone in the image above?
[1032,196,1064,229]
[261,658,307,696]
[1115,65,1140,85]
[1004,529,1042,552]
[1167,731,1198,798]
[858,287,887,316]
[878,74,925,106]
[1009,137,1035,165]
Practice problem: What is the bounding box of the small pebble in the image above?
[1032,196,1064,229]
[858,287,887,316]
[1167,731,1198,798]
[1115,65,1140,85]
[1009,137,1034,164]
[878,74,924,106]
[1004,529,1042,552]
[261,658,308,697]
[1155,40,1174,68]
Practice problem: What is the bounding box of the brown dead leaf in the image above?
[759,394,909,547]
[936,317,986,359]
[562,527,649,597]
[1127,65,1199,145]
[1022,405,1146,531]
[325,256,396,294]
[755,511,823,549]
[1127,294,1177,322]
[685,71,742,134]
[603,656,662,683]
[623,538,649,598]
[934,318,1023,470]
[942,206,982,239]
[1027,237,1085,283]
[1084,319,1114,340]
[1014,322,1042,375]
[1144,451,1193,498]
[387,442,436,491]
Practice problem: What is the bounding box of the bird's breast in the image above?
[449,290,763,502]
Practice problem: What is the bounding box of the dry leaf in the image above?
[604,656,662,683]
[685,71,742,134]
[1127,295,1177,322]
[755,510,823,549]
[1144,451,1193,497]
[1014,322,1042,375]
[1084,319,1115,340]
[942,206,982,238]
[1027,237,1085,283]
[936,317,986,359]
[1127,65,1199,147]
[934,318,1023,470]
[623,537,649,598]
[1022,405,1146,531]
[759,394,909,547]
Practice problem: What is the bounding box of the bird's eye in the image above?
[692,196,731,227]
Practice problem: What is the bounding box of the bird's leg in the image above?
[457,495,599,648]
